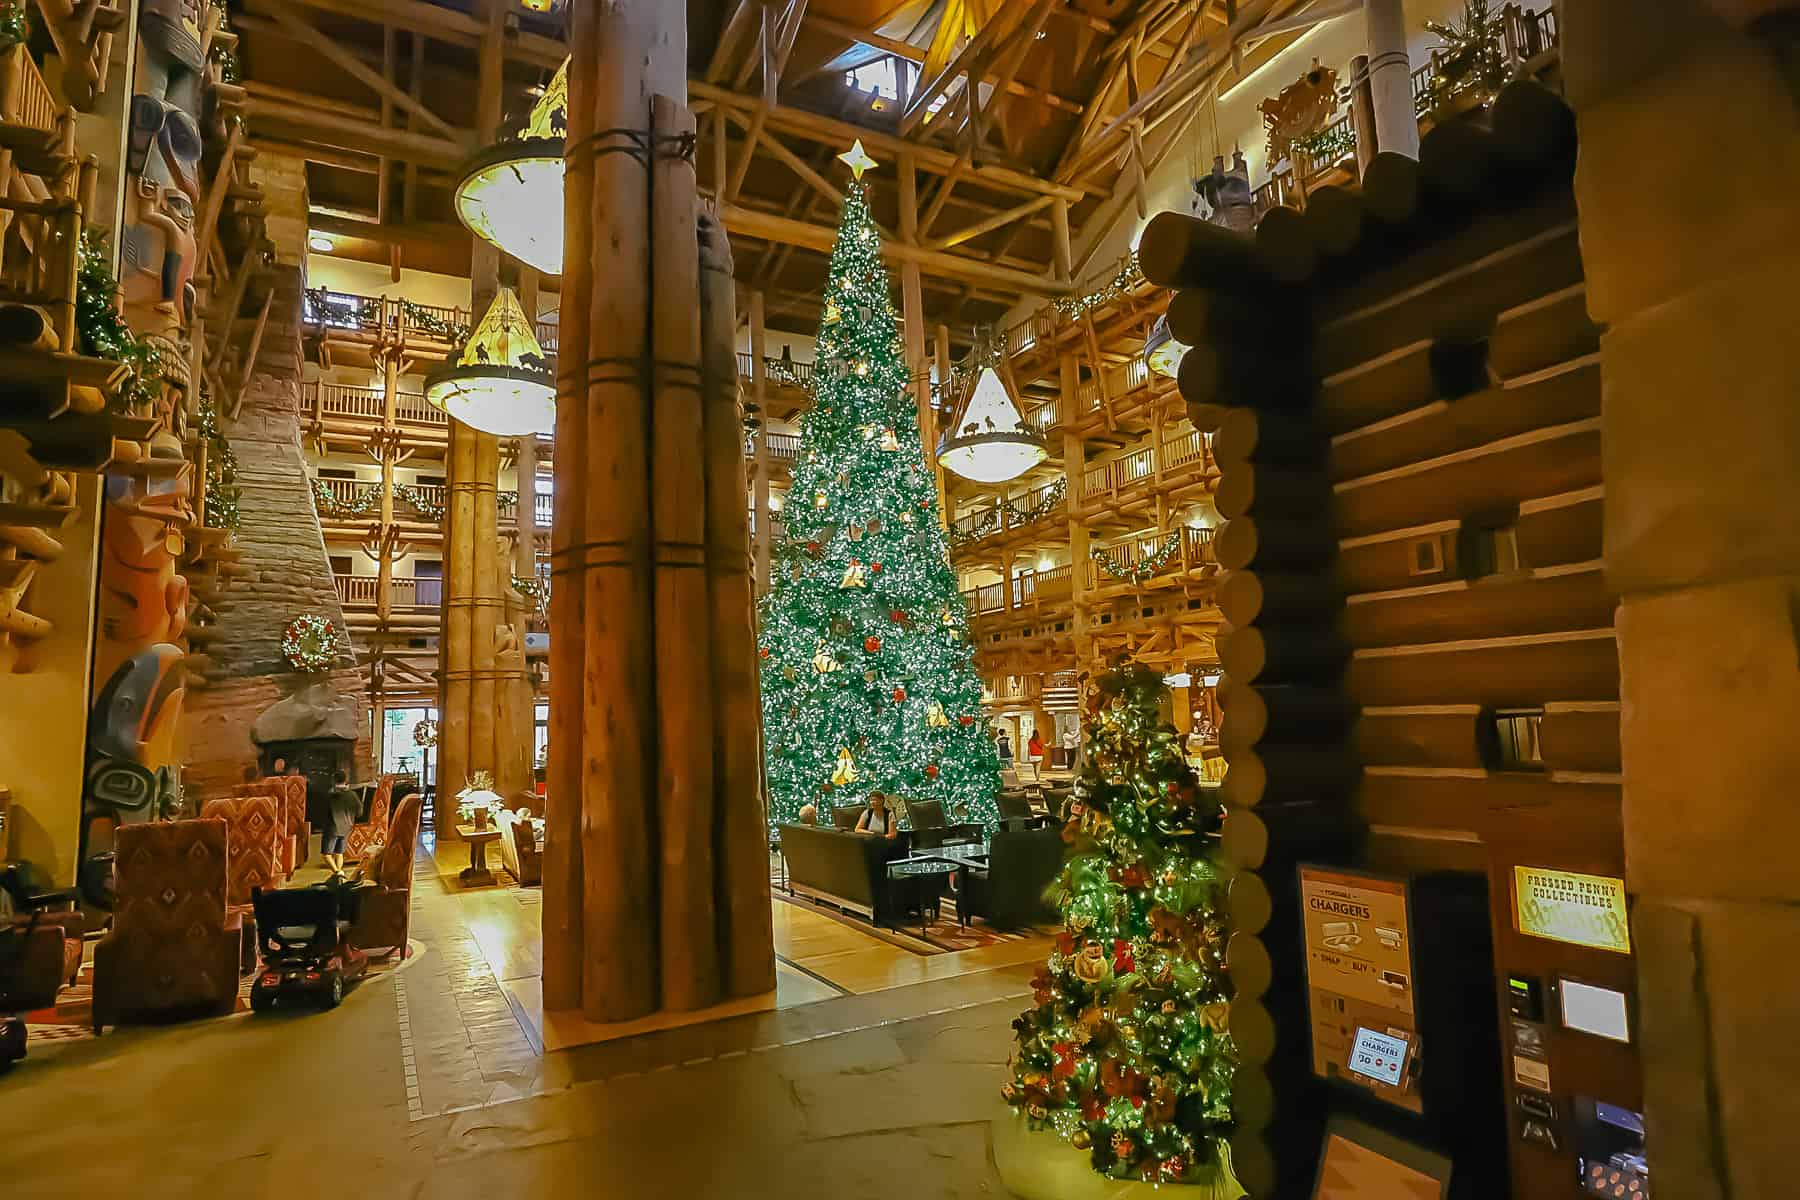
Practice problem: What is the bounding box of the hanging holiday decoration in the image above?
[424,287,555,436]
[1142,315,1190,381]
[1004,660,1237,1186]
[1051,252,1145,321]
[756,163,1001,834]
[1001,478,1068,526]
[812,643,841,674]
[926,701,951,729]
[454,57,568,274]
[196,395,241,532]
[830,747,860,787]
[281,614,345,673]
[412,718,438,749]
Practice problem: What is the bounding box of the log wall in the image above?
[1143,80,1618,1198]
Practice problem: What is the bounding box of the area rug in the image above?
[773,886,1045,955]
[20,939,424,1049]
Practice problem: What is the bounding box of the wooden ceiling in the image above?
[232,0,1294,340]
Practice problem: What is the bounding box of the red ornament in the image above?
[870,562,883,573]
[892,686,906,702]
[806,540,821,555]
[758,646,770,659]
[958,714,974,726]
[1112,939,1135,975]
[863,636,882,653]
[1055,930,1077,957]
[925,763,939,779]
[888,609,907,624]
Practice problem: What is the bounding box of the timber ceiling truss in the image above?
[234,0,1313,340]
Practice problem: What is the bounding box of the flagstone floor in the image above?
[0,838,1050,1199]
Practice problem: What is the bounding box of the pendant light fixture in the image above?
[425,287,556,437]
[1143,313,1190,380]
[938,339,1047,484]
[454,58,568,276]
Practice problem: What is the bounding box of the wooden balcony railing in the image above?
[1089,525,1216,589]
[333,574,443,611]
[307,380,448,428]
[948,477,1067,549]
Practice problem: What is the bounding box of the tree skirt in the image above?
[993,1106,1248,1200]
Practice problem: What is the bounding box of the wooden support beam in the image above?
[723,106,838,208]
[231,290,275,419]
[243,95,466,169]
[927,193,1054,252]
[720,203,1071,296]
[706,0,759,83]
[261,4,463,143]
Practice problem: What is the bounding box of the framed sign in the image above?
[1512,866,1630,955]
[1299,866,1422,1113]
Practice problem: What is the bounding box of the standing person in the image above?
[270,757,286,776]
[321,769,360,878]
[1027,729,1045,763]
[996,729,1013,763]
[1061,725,1079,767]
[854,791,898,839]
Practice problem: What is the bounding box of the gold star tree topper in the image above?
[838,139,877,179]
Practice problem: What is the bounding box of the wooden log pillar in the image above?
[1061,352,1091,660]
[547,0,773,1025]
[1349,53,1378,175]
[750,290,772,592]
[1364,0,1420,160]
[437,417,475,833]
[375,347,400,629]
[897,153,941,519]
[699,210,776,1000]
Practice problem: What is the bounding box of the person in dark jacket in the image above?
[321,769,360,877]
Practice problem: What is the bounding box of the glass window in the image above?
[381,706,438,792]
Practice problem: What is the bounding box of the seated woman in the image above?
[853,791,899,839]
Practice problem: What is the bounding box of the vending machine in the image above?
[1298,865,1507,1199]
[1483,807,1646,1200]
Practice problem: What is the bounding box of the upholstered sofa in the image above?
[350,792,422,960]
[779,823,909,923]
[0,911,82,1012]
[957,827,1064,929]
[93,819,242,1031]
[495,807,541,886]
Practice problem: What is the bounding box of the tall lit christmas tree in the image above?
[1005,660,1239,1190]
[758,144,1001,834]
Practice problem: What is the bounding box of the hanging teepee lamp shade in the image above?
[453,58,568,276]
[1143,313,1190,380]
[425,287,556,437]
[938,365,1047,484]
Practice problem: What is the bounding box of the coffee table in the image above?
[455,824,502,887]
[885,858,956,937]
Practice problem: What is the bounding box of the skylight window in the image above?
[845,57,908,101]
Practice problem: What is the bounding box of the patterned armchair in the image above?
[200,794,287,909]
[0,912,82,1013]
[344,775,394,865]
[93,819,242,1031]
[351,792,421,960]
[263,776,310,871]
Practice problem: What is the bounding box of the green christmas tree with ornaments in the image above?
[757,144,1001,834]
[1004,660,1241,1191]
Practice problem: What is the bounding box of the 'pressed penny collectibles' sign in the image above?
[1512,866,1631,955]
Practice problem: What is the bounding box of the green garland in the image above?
[304,286,381,328]
[77,231,164,414]
[401,300,470,346]
[949,504,1001,547]
[1003,478,1067,525]
[1092,531,1181,585]
[512,574,548,603]
[392,483,445,521]
[1052,252,1145,321]
[196,395,241,532]
[1417,0,1514,116]
[1293,120,1356,168]
[311,477,380,518]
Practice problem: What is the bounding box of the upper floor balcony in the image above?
[949,477,1068,556]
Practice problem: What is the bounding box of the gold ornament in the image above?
[830,747,859,787]
[812,643,841,674]
[1199,1002,1230,1034]
[823,299,841,325]
[926,701,951,728]
[813,490,828,509]
[1071,1130,1091,1150]
[839,559,868,589]
[899,511,914,524]
[1073,944,1112,985]
[879,427,901,451]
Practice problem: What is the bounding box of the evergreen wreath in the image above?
[282,613,344,672]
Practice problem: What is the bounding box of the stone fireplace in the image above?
[252,680,361,826]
